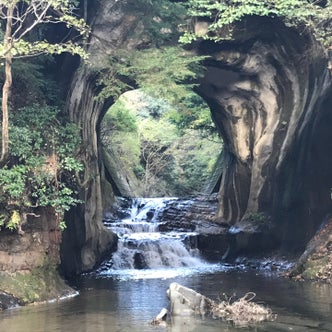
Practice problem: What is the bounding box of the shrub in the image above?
[0,104,83,231]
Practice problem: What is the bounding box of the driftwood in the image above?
[211,292,275,326]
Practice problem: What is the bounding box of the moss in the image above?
[0,260,74,304]
[245,212,267,224]
[301,256,330,280]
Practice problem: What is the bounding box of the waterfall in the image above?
[100,198,207,273]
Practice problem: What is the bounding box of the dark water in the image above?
[0,267,332,332]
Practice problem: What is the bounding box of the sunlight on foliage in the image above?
[180,0,332,47]
[101,91,222,197]
[95,47,207,104]
[0,104,83,231]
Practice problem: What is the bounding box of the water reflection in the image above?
[1,269,332,332]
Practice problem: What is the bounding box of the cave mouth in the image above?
[99,89,223,198]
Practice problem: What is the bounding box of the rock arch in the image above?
[194,18,332,250]
[61,3,332,275]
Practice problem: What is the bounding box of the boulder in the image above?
[166,282,275,327]
[167,282,213,317]
[287,217,332,282]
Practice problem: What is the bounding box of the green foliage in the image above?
[5,57,60,110]
[124,0,187,46]
[102,100,138,133]
[245,212,268,224]
[92,0,204,117]
[0,0,89,60]
[139,118,179,196]
[96,46,207,103]
[167,92,216,136]
[180,0,332,47]
[171,129,221,195]
[101,91,222,197]
[0,104,82,230]
[7,210,21,231]
[101,98,141,183]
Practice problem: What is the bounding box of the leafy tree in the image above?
[96,46,206,104]
[138,118,178,196]
[0,104,83,231]
[0,0,89,162]
[167,92,216,136]
[101,91,222,197]
[172,129,221,195]
[123,0,187,46]
[180,0,332,46]
[100,99,141,178]
[2,56,60,111]
[101,99,138,134]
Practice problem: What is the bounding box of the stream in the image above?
[0,198,332,331]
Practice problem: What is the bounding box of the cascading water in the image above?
[98,197,217,279]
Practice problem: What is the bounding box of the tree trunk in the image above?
[83,0,88,22]
[1,6,13,163]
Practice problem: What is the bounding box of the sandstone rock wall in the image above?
[62,7,332,275]
[61,0,147,275]
[0,208,74,302]
[195,18,332,250]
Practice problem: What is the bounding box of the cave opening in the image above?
[99,89,223,198]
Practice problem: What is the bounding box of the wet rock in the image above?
[133,252,147,269]
[197,233,229,261]
[103,197,132,223]
[150,308,168,326]
[0,291,21,310]
[0,209,78,304]
[157,195,219,232]
[167,282,213,317]
[225,219,279,260]
[146,210,154,220]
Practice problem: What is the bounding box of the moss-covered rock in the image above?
[0,261,74,304]
[288,218,332,283]
[0,208,76,306]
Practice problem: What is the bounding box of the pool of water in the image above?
[0,266,332,332]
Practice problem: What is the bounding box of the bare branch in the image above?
[12,3,52,41]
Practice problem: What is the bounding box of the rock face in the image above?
[0,208,75,303]
[155,196,230,260]
[195,18,332,251]
[61,0,141,275]
[62,4,332,274]
[0,209,60,274]
[288,217,332,282]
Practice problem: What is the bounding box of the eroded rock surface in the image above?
[0,209,75,303]
[61,0,141,275]
[63,4,332,274]
[195,18,332,251]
